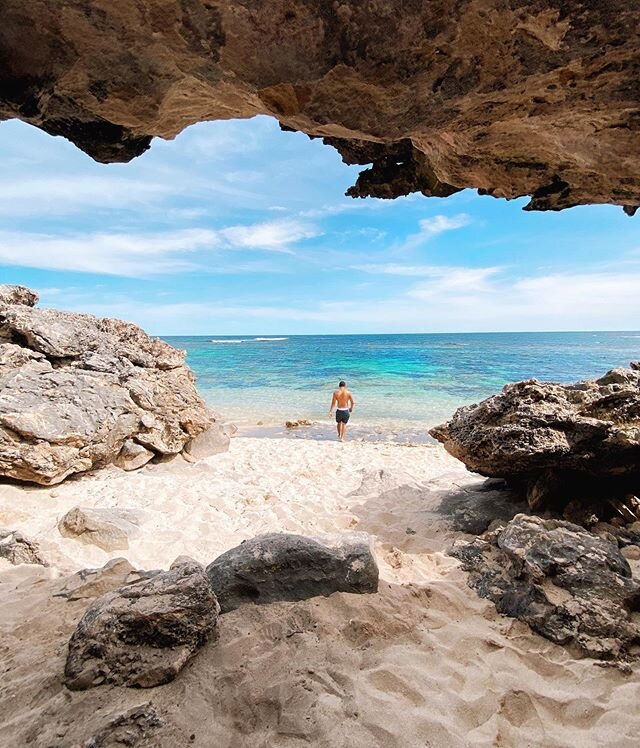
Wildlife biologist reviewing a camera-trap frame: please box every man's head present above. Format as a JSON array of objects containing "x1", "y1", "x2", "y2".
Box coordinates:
[{"x1": 339, "y1": 380, "x2": 346, "y2": 388}]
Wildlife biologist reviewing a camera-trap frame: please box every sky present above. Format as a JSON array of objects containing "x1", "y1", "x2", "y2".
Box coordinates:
[{"x1": 1, "y1": 115, "x2": 639, "y2": 335}]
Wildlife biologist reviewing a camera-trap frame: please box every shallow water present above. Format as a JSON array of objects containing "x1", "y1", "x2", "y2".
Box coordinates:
[{"x1": 164, "y1": 332, "x2": 640, "y2": 430}]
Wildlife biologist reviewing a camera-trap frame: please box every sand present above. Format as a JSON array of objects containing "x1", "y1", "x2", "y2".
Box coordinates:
[{"x1": 0, "y1": 435, "x2": 639, "y2": 747}]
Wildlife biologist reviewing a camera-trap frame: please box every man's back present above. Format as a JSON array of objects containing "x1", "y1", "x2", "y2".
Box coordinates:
[{"x1": 334, "y1": 389, "x2": 353, "y2": 409}]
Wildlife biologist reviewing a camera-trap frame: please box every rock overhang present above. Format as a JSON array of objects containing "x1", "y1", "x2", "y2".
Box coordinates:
[{"x1": 0, "y1": 0, "x2": 638, "y2": 214}]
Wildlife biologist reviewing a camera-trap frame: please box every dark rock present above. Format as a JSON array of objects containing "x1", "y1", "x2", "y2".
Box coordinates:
[
  {"x1": 431, "y1": 367, "x2": 640, "y2": 515},
  {"x1": 65, "y1": 559, "x2": 220, "y2": 690},
  {"x1": 452, "y1": 514, "x2": 640, "y2": 659},
  {"x1": 0, "y1": 527, "x2": 48, "y2": 566},
  {"x1": 82, "y1": 702, "x2": 163, "y2": 748},
  {"x1": 206, "y1": 532, "x2": 379, "y2": 613},
  {"x1": 438, "y1": 485, "x2": 528, "y2": 535},
  {"x1": 1, "y1": 4, "x2": 639, "y2": 211}
]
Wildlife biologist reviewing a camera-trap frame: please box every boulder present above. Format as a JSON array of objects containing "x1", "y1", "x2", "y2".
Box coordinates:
[
  {"x1": 0, "y1": 528, "x2": 48, "y2": 566},
  {"x1": 58, "y1": 507, "x2": 141, "y2": 552},
  {"x1": 206, "y1": 532, "x2": 379, "y2": 613},
  {"x1": 0, "y1": 285, "x2": 217, "y2": 485},
  {"x1": 65, "y1": 559, "x2": 220, "y2": 690},
  {"x1": 184, "y1": 423, "x2": 230, "y2": 460},
  {"x1": 430, "y1": 366, "x2": 640, "y2": 513},
  {"x1": 452, "y1": 514, "x2": 640, "y2": 659}
]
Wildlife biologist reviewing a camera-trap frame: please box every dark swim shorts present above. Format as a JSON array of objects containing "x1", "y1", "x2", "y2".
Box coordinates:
[{"x1": 336, "y1": 409, "x2": 350, "y2": 423}]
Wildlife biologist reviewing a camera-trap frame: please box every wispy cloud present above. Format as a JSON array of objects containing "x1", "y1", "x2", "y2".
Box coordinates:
[
  {"x1": 0, "y1": 229, "x2": 220, "y2": 276},
  {"x1": 400, "y1": 213, "x2": 472, "y2": 250},
  {"x1": 219, "y1": 218, "x2": 320, "y2": 253},
  {"x1": 0, "y1": 176, "x2": 172, "y2": 216},
  {"x1": 0, "y1": 218, "x2": 320, "y2": 277}
]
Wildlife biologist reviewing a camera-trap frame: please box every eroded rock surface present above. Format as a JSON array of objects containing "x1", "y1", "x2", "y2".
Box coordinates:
[
  {"x1": 452, "y1": 514, "x2": 640, "y2": 659},
  {"x1": 0, "y1": 528, "x2": 48, "y2": 566},
  {"x1": 206, "y1": 532, "x2": 379, "y2": 612},
  {"x1": 0, "y1": 285, "x2": 220, "y2": 485},
  {"x1": 1, "y1": 3, "x2": 639, "y2": 212},
  {"x1": 65, "y1": 559, "x2": 220, "y2": 690},
  {"x1": 431, "y1": 366, "x2": 640, "y2": 513}
]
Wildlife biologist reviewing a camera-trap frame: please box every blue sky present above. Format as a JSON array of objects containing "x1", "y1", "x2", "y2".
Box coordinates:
[{"x1": 1, "y1": 115, "x2": 639, "y2": 334}]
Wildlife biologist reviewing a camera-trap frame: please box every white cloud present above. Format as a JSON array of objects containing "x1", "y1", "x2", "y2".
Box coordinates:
[
  {"x1": 0, "y1": 217, "x2": 321, "y2": 277},
  {"x1": 220, "y1": 218, "x2": 320, "y2": 252},
  {"x1": 0, "y1": 176, "x2": 171, "y2": 216},
  {"x1": 418, "y1": 214, "x2": 471, "y2": 236},
  {"x1": 0, "y1": 229, "x2": 219, "y2": 276}
]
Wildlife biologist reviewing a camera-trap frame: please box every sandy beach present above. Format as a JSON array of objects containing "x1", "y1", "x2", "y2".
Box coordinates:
[{"x1": 1, "y1": 434, "x2": 639, "y2": 747}]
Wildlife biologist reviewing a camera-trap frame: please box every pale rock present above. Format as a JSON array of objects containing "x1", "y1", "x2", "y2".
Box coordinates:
[
  {"x1": 58, "y1": 507, "x2": 141, "y2": 552},
  {"x1": 184, "y1": 423, "x2": 230, "y2": 460},
  {"x1": 0, "y1": 285, "x2": 214, "y2": 484},
  {"x1": 114, "y1": 439, "x2": 154, "y2": 471}
]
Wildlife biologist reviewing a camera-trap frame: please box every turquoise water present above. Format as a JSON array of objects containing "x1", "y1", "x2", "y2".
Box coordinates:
[{"x1": 163, "y1": 332, "x2": 640, "y2": 431}]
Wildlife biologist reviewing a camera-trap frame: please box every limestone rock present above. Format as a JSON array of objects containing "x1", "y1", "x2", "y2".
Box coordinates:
[
  {"x1": 430, "y1": 366, "x2": 640, "y2": 513},
  {"x1": 184, "y1": 423, "x2": 230, "y2": 460},
  {"x1": 53, "y1": 558, "x2": 137, "y2": 602},
  {"x1": 285, "y1": 419, "x2": 313, "y2": 429},
  {"x1": 114, "y1": 439, "x2": 155, "y2": 471},
  {"x1": 452, "y1": 514, "x2": 640, "y2": 659},
  {"x1": 58, "y1": 507, "x2": 141, "y2": 552},
  {"x1": 0, "y1": 285, "x2": 38, "y2": 308},
  {"x1": 206, "y1": 532, "x2": 379, "y2": 613},
  {"x1": 1, "y1": 3, "x2": 639, "y2": 212},
  {"x1": 0, "y1": 528, "x2": 48, "y2": 566},
  {"x1": 64, "y1": 559, "x2": 220, "y2": 690},
  {"x1": 0, "y1": 285, "x2": 215, "y2": 485}
]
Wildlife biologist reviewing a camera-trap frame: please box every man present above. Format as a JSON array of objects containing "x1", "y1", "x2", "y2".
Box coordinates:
[{"x1": 329, "y1": 380, "x2": 355, "y2": 442}]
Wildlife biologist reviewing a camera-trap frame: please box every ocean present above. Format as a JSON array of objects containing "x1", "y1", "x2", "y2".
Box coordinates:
[{"x1": 163, "y1": 332, "x2": 640, "y2": 437}]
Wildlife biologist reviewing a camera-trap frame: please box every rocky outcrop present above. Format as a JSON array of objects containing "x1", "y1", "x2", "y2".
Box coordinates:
[
  {"x1": 0, "y1": 528, "x2": 48, "y2": 566},
  {"x1": 65, "y1": 559, "x2": 220, "y2": 690},
  {"x1": 430, "y1": 366, "x2": 640, "y2": 514},
  {"x1": 452, "y1": 514, "x2": 640, "y2": 659},
  {"x1": 206, "y1": 532, "x2": 379, "y2": 612},
  {"x1": 58, "y1": 507, "x2": 141, "y2": 552},
  {"x1": 0, "y1": 285, "x2": 221, "y2": 485},
  {"x1": 1, "y1": 3, "x2": 639, "y2": 212}
]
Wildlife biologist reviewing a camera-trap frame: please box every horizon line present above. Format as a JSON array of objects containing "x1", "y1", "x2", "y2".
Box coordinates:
[{"x1": 159, "y1": 329, "x2": 640, "y2": 337}]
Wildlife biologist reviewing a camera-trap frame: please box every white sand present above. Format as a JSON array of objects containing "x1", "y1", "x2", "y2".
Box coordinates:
[{"x1": 0, "y1": 436, "x2": 639, "y2": 747}]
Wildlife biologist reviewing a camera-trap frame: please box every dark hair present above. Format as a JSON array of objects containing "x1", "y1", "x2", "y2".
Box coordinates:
[{"x1": 339, "y1": 380, "x2": 346, "y2": 387}]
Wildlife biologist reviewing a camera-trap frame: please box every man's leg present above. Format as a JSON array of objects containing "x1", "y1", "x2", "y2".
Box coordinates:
[{"x1": 336, "y1": 418, "x2": 341, "y2": 438}]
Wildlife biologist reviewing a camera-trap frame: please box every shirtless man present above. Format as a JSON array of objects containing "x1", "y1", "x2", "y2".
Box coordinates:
[{"x1": 329, "y1": 380, "x2": 355, "y2": 442}]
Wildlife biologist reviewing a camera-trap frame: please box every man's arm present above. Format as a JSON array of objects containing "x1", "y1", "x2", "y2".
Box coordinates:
[
  {"x1": 349, "y1": 392, "x2": 355, "y2": 412},
  {"x1": 329, "y1": 392, "x2": 337, "y2": 415}
]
